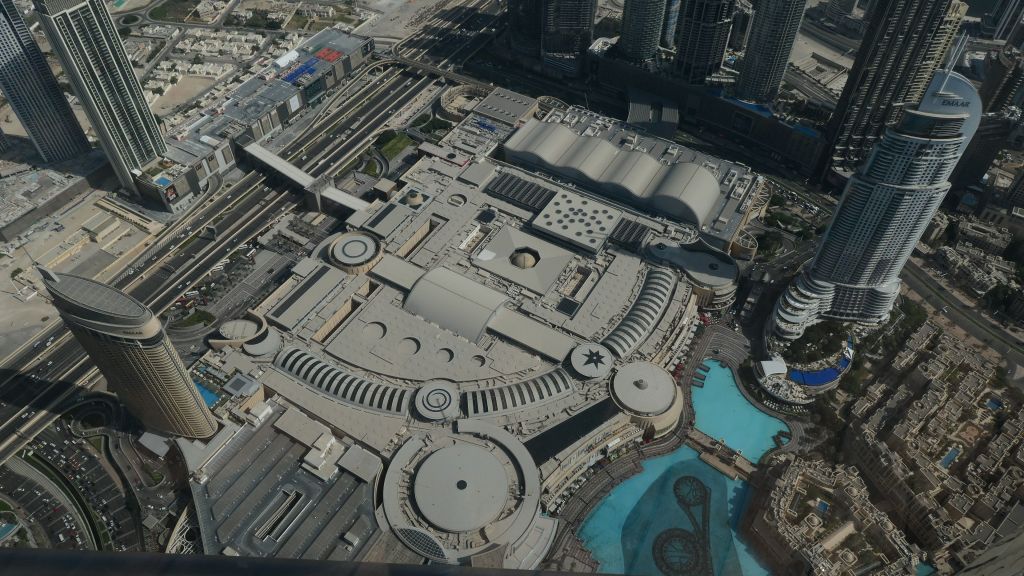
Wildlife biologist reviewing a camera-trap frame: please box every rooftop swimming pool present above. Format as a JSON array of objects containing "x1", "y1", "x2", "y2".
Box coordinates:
[
  {"x1": 194, "y1": 382, "x2": 219, "y2": 408},
  {"x1": 579, "y1": 359, "x2": 789, "y2": 575}
]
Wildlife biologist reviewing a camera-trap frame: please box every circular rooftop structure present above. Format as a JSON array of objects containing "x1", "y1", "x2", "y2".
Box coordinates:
[
  {"x1": 413, "y1": 381, "x2": 461, "y2": 421},
  {"x1": 219, "y1": 319, "x2": 259, "y2": 340},
  {"x1": 413, "y1": 444, "x2": 509, "y2": 532},
  {"x1": 570, "y1": 343, "x2": 614, "y2": 380},
  {"x1": 509, "y1": 247, "x2": 539, "y2": 269},
  {"x1": 611, "y1": 362, "x2": 677, "y2": 417},
  {"x1": 329, "y1": 231, "x2": 382, "y2": 274},
  {"x1": 382, "y1": 421, "x2": 543, "y2": 564}
]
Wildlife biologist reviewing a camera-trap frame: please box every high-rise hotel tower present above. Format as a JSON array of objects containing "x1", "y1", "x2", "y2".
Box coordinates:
[
  {"x1": 40, "y1": 269, "x2": 217, "y2": 438},
  {"x1": 771, "y1": 67, "x2": 981, "y2": 340},
  {"x1": 35, "y1": 0, "x2": 165, "y2": 192},
  {"x1": 0, "y1": 0, "x2": 89, "y2": 163}
]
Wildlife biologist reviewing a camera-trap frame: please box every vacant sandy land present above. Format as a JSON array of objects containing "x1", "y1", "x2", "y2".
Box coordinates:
[{"x1": 152, "y1": 75, "x2": 216, "y2": 116}]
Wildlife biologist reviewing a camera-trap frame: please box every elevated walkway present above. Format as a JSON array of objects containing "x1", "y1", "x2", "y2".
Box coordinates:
[{"x1": 243, "y1": 142, "x2": 370, "y2": 213}]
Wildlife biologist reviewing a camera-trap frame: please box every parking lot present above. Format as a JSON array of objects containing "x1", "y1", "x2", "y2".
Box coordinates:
[
  {"x1": 0, "y1": 460, "x2": 89, "y2": 550},
  {"x1": 25, "y1": 425, "x2": 140, "y2": 551}
]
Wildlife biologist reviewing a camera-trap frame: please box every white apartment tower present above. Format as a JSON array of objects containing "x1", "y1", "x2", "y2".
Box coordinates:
[
  {"x1": 0, "y1": 0, "x2": 89, "y2": 163},
  {"x1": 771, "y1": 67, "x2": 981, "y2": 340},
  {"x1": 35, "y1": 0, "x2": 165, "y2": 192},
  {"x1": 620, "y1": 0, "x2": 666, "y2": 63},
  {"x1": 736, "y1": 0, "x2": 804, "y2": 102}
]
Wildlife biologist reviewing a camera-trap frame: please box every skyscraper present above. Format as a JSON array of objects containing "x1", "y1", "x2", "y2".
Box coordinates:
[
  {"x1": 662, "y1": 0, "x2": 680, "y2": 49},
  {"x1": 673, "y1": 0, "x2": 735, "y2": 85},
  {"x1": 35, "y1": 0, "x2": 165, "y2": 193},
  {"x1": 825, "y1": 0, "x2": 967, "y2": 174},
  {"x1": 735, "y1": 0, "x2": 804, "y2": 102},
  {"x1": 620, "y1": 0, "x2": 666, "y2": 63},
  {"x1": 0, "y1": 0, "x2": 89, "y2": 163},
  {"x1": 825, "y1": 0, "x2": 855, "y2": 22},
  {"x1": 40, "y1": 268, "x2": 218, "y2": 438},
  {"x1": 984, "y1": 0, "x2": 1024, "y2": 41},
  {"x1": 541, "y1": 0, "x2": 597, "y2": 76},
  {"x1": 979, "y1": 47, "x2": 1024, "y2": 112},
  {"x1": 508, "y1": 0, "x2": 543, "y2": 58},
  {"x1": 772, "y1": 68, "x2": 981, "y2": 340}
]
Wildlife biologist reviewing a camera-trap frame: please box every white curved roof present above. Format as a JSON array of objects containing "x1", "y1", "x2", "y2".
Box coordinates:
[
  {"x1": 412, "y1": 443, "x2": 509, "y2": 532},
  {"x1": 611, "y1": 361, "x2": 677, "y2": 417},
  {"x1": 405, "y1": 268, "x2": 507, "y2": 342},
  {"x1": 504, "y1": 119, "x2": 723, "y2": 226}
]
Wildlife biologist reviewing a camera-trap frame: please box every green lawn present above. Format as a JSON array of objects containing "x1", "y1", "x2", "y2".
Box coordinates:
[
  {"x1": 149, "y1": 0, "x2": 199, "y2": 22},
  {"x1": 285, "y1": 13, "x2": 309, "y2": 30},
  {"x1": 86, "y1": 436, "x2": 104, "y2": 453},
  {"x1": 171, "y1": 309, "x2": 215, "y2": 328},
  {"x1": 0, "y1": 499, "x2": 11, "y2": 512},
  {"x1": 379, "y1": 133, "x2": 414, "y2": 160}
]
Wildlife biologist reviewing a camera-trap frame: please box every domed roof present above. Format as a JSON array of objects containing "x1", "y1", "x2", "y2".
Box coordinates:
[{"x1": 509, "y1": 248, "x2": 539, "y2": 269}]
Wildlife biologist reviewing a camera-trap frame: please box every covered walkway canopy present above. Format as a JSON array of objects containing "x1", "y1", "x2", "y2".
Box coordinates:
[{"x1": 243, "y1": 142, "x2": 370, "y2": 212}]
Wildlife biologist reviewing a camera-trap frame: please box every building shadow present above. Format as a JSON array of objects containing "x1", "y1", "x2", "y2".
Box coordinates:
[{"x1": 0, "y1": 369, "x2": 135, "y2": 435}]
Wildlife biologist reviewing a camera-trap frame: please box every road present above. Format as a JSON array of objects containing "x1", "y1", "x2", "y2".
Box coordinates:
[
  {"x1": 0, "y1": 0, "x2": 495, "y2": 469},
  {"x1": 901, "y1": 260, "x2": 1024, "y2": 371}
]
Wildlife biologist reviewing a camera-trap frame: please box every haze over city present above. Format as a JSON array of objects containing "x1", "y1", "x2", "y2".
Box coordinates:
[{"x1": 0, "y1": 0, "x2": 1021, "y2": 575}]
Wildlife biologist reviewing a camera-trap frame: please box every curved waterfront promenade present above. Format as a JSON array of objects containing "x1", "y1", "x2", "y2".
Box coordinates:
[
  {"x1": 544, "y1": 325, "x2": 805, "y2": 572},
  {"x1": 545, "y1": 396, "x2": 695, "y2": 572}
]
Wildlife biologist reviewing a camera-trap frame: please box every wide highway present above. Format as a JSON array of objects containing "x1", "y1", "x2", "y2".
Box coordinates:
[{"x1": 0, "y1": 0, "x2": 496, "y2": 465}]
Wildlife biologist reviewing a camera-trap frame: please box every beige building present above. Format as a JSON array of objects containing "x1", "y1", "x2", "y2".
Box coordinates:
[{"x1": 40, "y1": 268, "x2": 217, "y2": 439}]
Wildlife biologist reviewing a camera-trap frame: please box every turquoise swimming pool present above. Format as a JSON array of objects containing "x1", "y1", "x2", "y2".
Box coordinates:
[
  {"x1": 579, "y1": 359, "x2": 788, "y2": 575},
  {"x1": 0, "y1": 522, "x2": 17, "y2": 541},
  {"x1": 194, "y1": 382, "x2": 219, "y2": 407},
  {"x1": 692, "y1": 360, "x2": 789, "y2": 461}
]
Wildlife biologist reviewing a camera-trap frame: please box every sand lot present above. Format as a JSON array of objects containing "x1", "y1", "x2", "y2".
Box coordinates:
[{"x1": 152, "y1": 75, "x2": 217, "y2": 116}]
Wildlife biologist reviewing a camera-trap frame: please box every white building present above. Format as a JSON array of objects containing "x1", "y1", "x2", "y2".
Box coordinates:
[{"x1": 772, "y1": 67, "x2": 982, "y2": 339}]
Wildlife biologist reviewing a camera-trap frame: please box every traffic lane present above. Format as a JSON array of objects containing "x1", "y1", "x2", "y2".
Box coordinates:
[
  {"x1": 296, "y1": 71, "x2": 417, "y2": 163},
  {"x1": 901, "y1": 262, "x2": 1024, "y2": 369},
  {"x1": 126, "y1": 188, "x2": 276, "y2": 301},
  {"x1": 149, "y1": 195, "x2": 295, "y2": 313},
  {"x1": 286, "y1": 69, "x2": 412, "y2": 160},
  {"x1": 309, "y1": 77, "x2": 435, "y2": 178},
  {"x1": 0, "y1": 341, "x2": 83, "y2": 409}
]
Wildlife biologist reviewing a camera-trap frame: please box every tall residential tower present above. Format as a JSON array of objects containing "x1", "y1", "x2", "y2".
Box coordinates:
[
  {"x1": 771, "y1": 68, "x2": 981, "y2": 339},
  {"x1": 620, "y1": 0, "x2": 666, "y2": 64},
  {"x1": 40, "y1": 269, "x2": 218, "y2": 438},
  {"x1": 0, "y1": 0, "x2": 88, "y2": 163},
  {"x1": 735, "y1": 0, "x2": 804, "y2": 102},
  {"x1": 35, "y1": 0, "x2": 165, "y2": 192},
  {"x1": 541, "y1": 0, "x2": 597, "y2": 75},
  {"x1": 673, "y1": 0, "x2": 735, "y2": 85},
  {"x1": 825, "y1": 0, "x2": 967, "y2": 175}
]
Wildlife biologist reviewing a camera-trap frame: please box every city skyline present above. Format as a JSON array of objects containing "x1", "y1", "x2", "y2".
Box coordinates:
[{"x1": 0, "y1": 0, "x2": 1020, "y2": 572}]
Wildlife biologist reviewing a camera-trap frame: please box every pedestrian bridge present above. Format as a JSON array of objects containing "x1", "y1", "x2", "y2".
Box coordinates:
[{"x1": 243, "y1": 142, "x2": 370, "y2": 213}]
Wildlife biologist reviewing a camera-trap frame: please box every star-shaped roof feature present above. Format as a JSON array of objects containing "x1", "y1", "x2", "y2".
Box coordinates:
[
  {"x1": 570, "y1": 342, "x2": 613, "y2": 379},
  {"x1": 583, "y1": 348, "x2": 606, "y2": 369}
]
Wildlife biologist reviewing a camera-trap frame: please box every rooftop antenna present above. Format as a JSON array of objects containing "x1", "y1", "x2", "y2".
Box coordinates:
[{"x1": 939, "y1": 34, "x2": 969, "y2": 93}]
